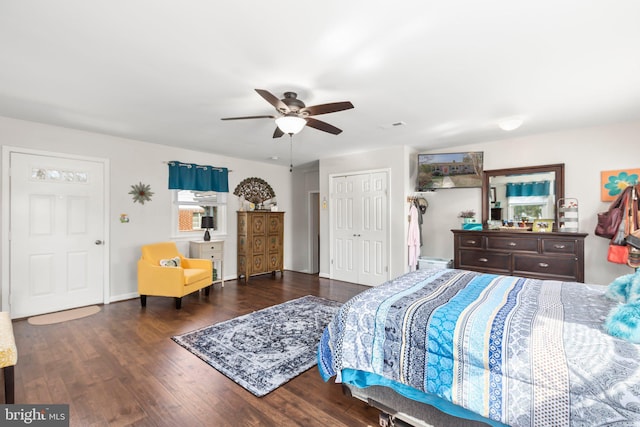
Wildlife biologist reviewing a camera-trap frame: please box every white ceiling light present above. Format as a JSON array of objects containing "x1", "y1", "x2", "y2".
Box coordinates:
[
  {"x1": 275, "y1": 115, "x2": 306, "y2": 135},
  {"x1": 498, "y1": 117, "x2": 524, "y2": 131}
]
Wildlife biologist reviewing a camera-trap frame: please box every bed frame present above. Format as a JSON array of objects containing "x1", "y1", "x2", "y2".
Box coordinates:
[{"x1": 343, "y1": 384, "x2": 491, "y2": 427}]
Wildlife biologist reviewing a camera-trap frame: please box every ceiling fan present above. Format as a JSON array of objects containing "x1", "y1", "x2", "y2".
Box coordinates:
[{"x1": 221, "y1": 89, "x2": 354, "y2": 138}]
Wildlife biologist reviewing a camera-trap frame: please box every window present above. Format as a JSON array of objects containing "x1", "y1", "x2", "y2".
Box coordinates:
[{"x1": 173, "y1": 190, "x2": 227, "y2": 236}]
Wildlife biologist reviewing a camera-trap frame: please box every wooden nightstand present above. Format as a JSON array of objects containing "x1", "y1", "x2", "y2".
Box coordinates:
[{"x1": 189, "y1": 240, "x2": 224, "y2": 287}]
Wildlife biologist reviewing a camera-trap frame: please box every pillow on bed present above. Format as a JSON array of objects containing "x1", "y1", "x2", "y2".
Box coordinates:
[
  {"x1": 159, "y1": 256, "x2": 181, "y2": 267},
  {"x1": 604, "y1": 271, "x2": 640, "y2": 343},
  {"x1": 605, "y1": 302, "x2": 640, "y2": 343},
  {"x1": 605, "y1": 272, "x2": 640, "y2": 303}
]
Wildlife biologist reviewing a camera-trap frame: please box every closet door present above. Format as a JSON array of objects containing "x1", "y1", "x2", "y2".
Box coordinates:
[
  {"x1": 358, "y1": 171, "x2": 388, "y2": 286},
  {"x1": 332, "y1": 175, "x2": 359, "y2": 284},
  {"x1": 331, "y1": 171, "x2": 388, "y2": 286}
]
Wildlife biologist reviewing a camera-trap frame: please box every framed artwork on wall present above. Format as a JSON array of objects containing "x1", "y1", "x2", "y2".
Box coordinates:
[{"x1": 601, "y1": 169, "x2": 639, "y2": 201}]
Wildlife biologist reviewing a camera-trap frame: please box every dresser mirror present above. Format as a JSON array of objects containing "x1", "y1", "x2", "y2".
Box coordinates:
[{"x1": 481, "y1": 164, "x2": 565, "y2": 229}]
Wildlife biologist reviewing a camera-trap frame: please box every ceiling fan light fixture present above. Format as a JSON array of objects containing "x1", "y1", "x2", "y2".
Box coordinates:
[{"x1": 275, "y1": 115, "x2": 306, "y2": 135}]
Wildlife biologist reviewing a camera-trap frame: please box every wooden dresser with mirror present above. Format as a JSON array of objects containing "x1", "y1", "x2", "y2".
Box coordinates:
[{"x1": 453, "y1": 163, "x2": 588, "y2": 282}]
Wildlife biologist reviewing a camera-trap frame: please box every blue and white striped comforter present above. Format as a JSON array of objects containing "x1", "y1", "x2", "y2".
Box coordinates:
[{"x1": 318, "y1": 269, "x2": 640, "y2": 426}]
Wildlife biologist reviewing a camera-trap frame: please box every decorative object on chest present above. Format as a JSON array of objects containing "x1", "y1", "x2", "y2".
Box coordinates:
[
  {"x1": 189, "y1": 240, "x2": 224, "y2": 287},
  {"x1": 452, "y1": 229, "x2": 587, "y2": 282},
  {"x1": 237, "y1": 211, "x2": 284, "y2": 282},
  {"x1": 557, "y1": 198, "x2": 579, "y2": 232}
]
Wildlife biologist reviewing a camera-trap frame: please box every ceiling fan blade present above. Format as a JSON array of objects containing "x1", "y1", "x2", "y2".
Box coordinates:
[
  {"x1": 300, "y1": 101, "x2": 354, "y2": 116},
  {"x1": 255, "y1": 89, "x2": 290, "y2": 113},
  {"x1": 221, "y1": 115, "x2": 276, "y2": 121},
  {"x1": 305, "y1": 117, "x2": 343, "y2": 135},
  {"x1": 273, "y1": 127, "x2": 284, "y2": 138}
]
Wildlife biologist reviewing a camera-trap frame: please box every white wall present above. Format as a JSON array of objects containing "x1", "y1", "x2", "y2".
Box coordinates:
[
  {"x1": 418, "y1": 120, "x2": 640, "y2": 286},
  {"x1": 0, "y1": 116, "x2": 293, "y2": 304}
]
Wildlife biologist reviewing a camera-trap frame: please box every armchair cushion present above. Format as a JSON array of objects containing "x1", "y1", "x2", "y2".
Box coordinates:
[{"x1": 159, "y1": 256, "x2": 181, "y2": 267}]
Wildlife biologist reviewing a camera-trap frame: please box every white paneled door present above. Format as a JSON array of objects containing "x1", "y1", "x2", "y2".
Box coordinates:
[
  {"x1": 9, "y1": 152, "x2": 106, "y2": 318},
  {"x1": 331, "y1": 171, "x2": 388, "y2": 286}
]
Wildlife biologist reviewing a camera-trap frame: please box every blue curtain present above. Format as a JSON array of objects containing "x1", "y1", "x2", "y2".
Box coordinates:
[
  {"x1": 506, "y1": 181, "x2": 550, "y2": 197},
  {"x1": 167, "y1": 161, "x2": 229, "y2": 192}
]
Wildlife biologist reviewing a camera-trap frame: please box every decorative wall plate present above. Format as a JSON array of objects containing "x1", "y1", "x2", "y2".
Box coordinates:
[{"x1": 233, "y1": 177, "x2": 275, "y2": 204}]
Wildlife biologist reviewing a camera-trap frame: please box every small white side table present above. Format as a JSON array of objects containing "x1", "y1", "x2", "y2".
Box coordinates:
[{"x1": 189, "y1": 240, "x2": 224, "y2": 287}]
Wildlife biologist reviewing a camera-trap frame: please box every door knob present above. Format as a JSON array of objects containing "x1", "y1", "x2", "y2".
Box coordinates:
[{"x1": 95, "y1": 240, "x2": 104, "y2": 245}]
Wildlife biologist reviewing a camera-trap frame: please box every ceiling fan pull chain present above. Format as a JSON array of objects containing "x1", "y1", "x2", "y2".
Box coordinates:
[{"x1": 289, "y1": 134, "x2": 293, "y2": 173}]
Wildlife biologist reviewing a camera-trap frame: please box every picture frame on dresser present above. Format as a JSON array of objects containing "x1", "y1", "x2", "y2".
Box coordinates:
[{"x1": 532, "y1": 219, "x2": 554, "y2": 232}]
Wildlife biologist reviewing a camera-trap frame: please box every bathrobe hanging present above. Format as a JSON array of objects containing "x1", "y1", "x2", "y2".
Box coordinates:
[{"x1": 407, "y1": 204, "x2": 420, "y2": 271}]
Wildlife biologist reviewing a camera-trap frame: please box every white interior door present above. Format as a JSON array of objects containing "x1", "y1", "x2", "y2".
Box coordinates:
[
  {"x1": 331, "y1": 171, "x2": 389, "y2": 286},
  {"x1": 9, "y1": 152, "x2": 106, "y2": 318},
  {"x1": 332, "y1": 175, "x2": 359, "y2": 284},
  {"x1": 358, "y1": 171, "x2": 388, "y2": 286}
]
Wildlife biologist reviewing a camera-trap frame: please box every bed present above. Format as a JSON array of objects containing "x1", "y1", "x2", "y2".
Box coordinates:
[{"x1": 318, "y1": 268, "x2": 640, "y2": 426}]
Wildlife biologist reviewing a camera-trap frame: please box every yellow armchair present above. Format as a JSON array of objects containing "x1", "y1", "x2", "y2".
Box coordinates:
[{"x1": 137, "y1": 242, "x2": 213, "y2": 309}]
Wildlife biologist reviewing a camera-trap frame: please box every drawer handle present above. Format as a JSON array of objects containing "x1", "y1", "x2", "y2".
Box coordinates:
[
  {"x1": 508, "y1": 242, "x2": 517, "y2": 247},
  {"x1": 466, "y1": 240, "x2": 477, "y2": 245},
  {"x1": 478, "y1": 258, "x2": 488, "y2": 263},
  {"x1": 553, "y1": 244, "x2": 566, "y2": 249},
  {"x1": 538, "y1": 262, "x2": 550, "y2": 268}
]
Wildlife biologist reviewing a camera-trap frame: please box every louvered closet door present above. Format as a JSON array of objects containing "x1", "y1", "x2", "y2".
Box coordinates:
[{"x1": 331, "y1": 171, "x2": 388, "y2": 286}]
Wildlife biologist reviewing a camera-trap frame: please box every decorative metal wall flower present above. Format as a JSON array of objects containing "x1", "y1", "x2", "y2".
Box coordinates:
[
  {"x1": 129, "y1": 182, "x2": 154, "y2": 204},
  {"x1": 233, "y1": 177, "x2": 275, "y2": 204}
]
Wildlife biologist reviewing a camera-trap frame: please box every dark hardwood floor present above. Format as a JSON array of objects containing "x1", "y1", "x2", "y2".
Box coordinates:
[{"x1": 5, "y1": 272, "x2": 381, "y2": 426}]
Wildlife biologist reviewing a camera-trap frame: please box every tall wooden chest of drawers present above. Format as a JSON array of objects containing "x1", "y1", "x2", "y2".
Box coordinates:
[
  {"x1": 237, "y1": 211, "x2": 284, "y2": 282},
  {"x1": 452, "y1": 229, "x2": 587, "y2": 282}
]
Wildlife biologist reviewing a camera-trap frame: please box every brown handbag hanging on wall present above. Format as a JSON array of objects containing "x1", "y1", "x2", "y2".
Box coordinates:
[
  {"x1": 596, "y1": 185, "x2": 633, "y2": 240},
  {"x1": 606, "y1": 186, "x2": 634, "y2": 264}
]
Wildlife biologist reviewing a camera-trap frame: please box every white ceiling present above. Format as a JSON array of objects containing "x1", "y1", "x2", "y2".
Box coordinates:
[{"x1": 1, "y1": 1, "x2": 640, "y2": 168}]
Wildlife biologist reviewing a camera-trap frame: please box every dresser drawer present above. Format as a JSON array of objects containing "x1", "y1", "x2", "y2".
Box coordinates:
[
  {"x1": 197, "y1": 243, "x2": 223, "y2": 258},
  {"x1": 458, "y1": 250, "x2": 510, "y2": 272},
  {"x1": 487, "y1": 236, "x2": 538, "y2": 253},
  {"x1": 513, "y1": 255, "x2": 577, "y2": 280},
  {"x1": 190, "y1": 241, "x2": 223, "y2": 259},
  {"x1": 456, "y1": 235, "x2": 482, "y2": 248},
  {"x1": 542, "y1": 239, "x2": 577, "y2": 255}
]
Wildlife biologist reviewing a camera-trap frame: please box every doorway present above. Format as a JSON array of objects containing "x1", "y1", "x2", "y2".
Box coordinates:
[
  {"x1": 308, "y1": 191, "x2": 320, "y2": 274},
  {"x1": 2, "y1": 147, "x2": 109, "y2": 318}
]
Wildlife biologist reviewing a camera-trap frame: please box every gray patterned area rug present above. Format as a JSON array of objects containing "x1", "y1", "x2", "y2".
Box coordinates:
[{"x1": 172, "y1": 295, "x2": 341, "y2": 397}]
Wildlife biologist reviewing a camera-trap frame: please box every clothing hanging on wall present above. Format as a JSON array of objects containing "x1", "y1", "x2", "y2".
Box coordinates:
[
  {"x1": 413, "y1": 197, "x2": 427, "y2": 246},
  {"x1": 408, "y1": 204, "x2": 420, "y2": 271}
]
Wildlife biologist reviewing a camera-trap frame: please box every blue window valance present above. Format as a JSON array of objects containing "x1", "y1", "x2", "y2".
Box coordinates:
[
  {"x1": 167, "y1": 161, "x2": 229, "y2": 192},
  {"x1": 506, "y1": 181, "x2": 550, "y2": 197}
]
